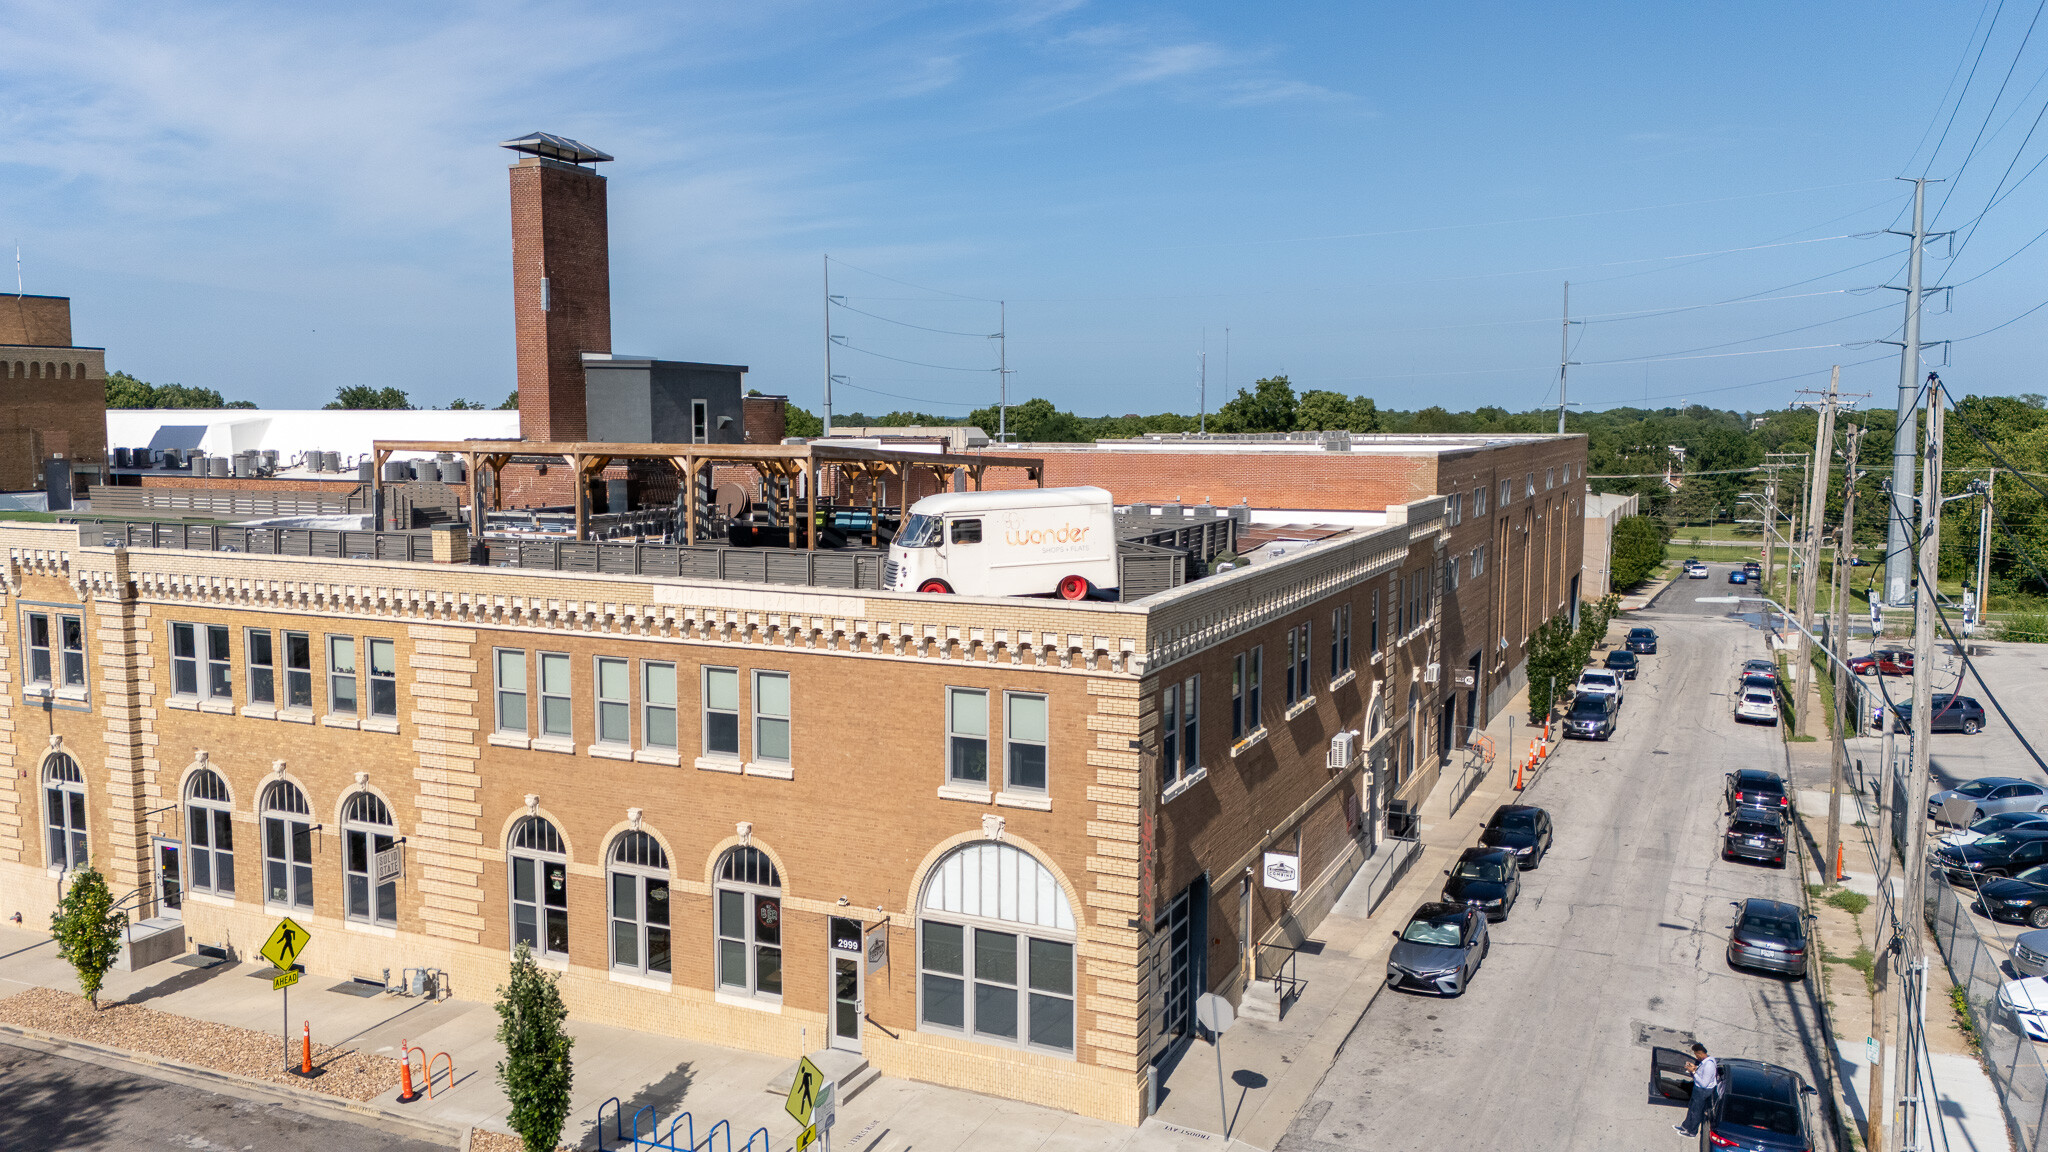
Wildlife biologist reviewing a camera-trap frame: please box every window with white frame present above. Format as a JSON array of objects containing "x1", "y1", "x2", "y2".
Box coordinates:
[
  {"x1": 539, "y1": 652, "x2": 570, "y2": 739},
  {"x1": 1526, "y1": 472, "x2": 1536, "y2": 498},
  {"x1": 1449, "y1": 555, "x2": 1462, "y2": 590},
  {"x1": 947, "y1": 687, "x2": 988, "y2": 785},
  {"x1": 170, "y1": 622, "x2": 232, "y2": 699},
  {"x1": 703, "y1": 667, "x2": 740, "y2": 757},
  {"x1": 596, "y1": 657, "x2": 630, "y2": 745},
  {"x1": 753, "y1": 670, "x2": 790, "y2": 764},
  {"x1": 1231, "y1": 653, "x2": 1246, "y2": 739},
  {"x1": 1294, "y1": 623, "x2": 1311, "y2": 701},
  {"x1": 284, "y1": 631, "x2": 313, "y2": 710},
  {"x1": 1160, "y1": 675, "x2": 1200, "y2": 789},
  {"x1": 918, "y1": 842, "x2": 1076, "y2": 1054},
  {"x1": 25, "y1": 612, "x2": 55, "y2": 685},
  {"x1": 643, "y1": 662, "x2": 677, "y2": 750},
  {"x1": 367, "y1": 638, "x2": 396, "y2": 719},
  {"x1": 1546, "y1": 467, "x2": 1555, "y2": 490},
  {"x1": 1285, "y1": 626, "x2": 1301, "y2": 705},
  {"x1": 58, "y1": 614, "x2": 84, "y2": 687},
  {"x1": 1449, "y1": 493, "x2": 1461, "y2": 525},
  {"x1": 1475, "y1": 484, "x2": 1487, "y2": 516},
  {"x1": 1500, "y1": 478, "x2": 1511, "y2": 507},
  {"x1": 262, "y1": 781, "x2": 314, "y2": 911},
  {"x1": 246, "y1": 629, "x2": 276, "y2": 707},
  {"x1": 1473, "y1": 544, "x2": 1487, "y2": 575},
  {"x1": 715, "y1": 847, "x2": 782, "y2": 1000},
  {"x1": 342, "y1": 792, "x2": 397, "y2": 926},
  {"x1": 171, "y1": 622, "x2": 201, "y2": 697},
  {"x1": 186, "y1": 769, "x2": 234, "y2": 895},
  {"x1": 495, "y1": 649, "x2": 528, "y2": 734},
  {"x1": 1331, "y1": 604, "x2": 1351, "y2": 677},
  {"x1": 1370, "y1": 589, "x2": 1382, "y2": 654},
  {"x1": 1005, "y1": 692, "x2": 1048, "y2": 793},
  {"x1": 509, "y1": 816, "x2": 569, "y2": 960},
  {"x1": 43, "y1": 753, "x2": 87, "y2": 871},
  {"x1": 326, "y1": 636, "x2": 357, "y2": 715},
  {"x1": 610, "y1": 831, "x2": 671, "y2": 977}
]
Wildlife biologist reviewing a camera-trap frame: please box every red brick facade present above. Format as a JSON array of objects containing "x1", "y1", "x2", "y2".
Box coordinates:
[{"x1": 510, "y1": 158, "x2": 611, "y2": 443}]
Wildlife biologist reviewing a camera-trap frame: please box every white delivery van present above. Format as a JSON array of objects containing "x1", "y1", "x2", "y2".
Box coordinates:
[{"x1": 887, "y1": 486, "x2": 1120, "y2": 599}]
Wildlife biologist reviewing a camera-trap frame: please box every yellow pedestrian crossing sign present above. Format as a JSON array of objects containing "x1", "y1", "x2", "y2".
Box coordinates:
[
  {"x1": 785, "y1": 1055, "x2": 824, "y2": 1125},
  {"x1": 796, "y1": 1125, "x2": 818, "y2": 1151},
  {"x1": 272, "y1": 969, "x2": 300, "y2": 990},
  {"x1": 260, "y1": 917, "x2": 311, "y2": 972}
]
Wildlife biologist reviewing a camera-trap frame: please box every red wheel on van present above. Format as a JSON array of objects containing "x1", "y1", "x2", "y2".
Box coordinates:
[
  {"x1": 918, "y1": 579, "x2": 953, "y2": 594},
  {"x1": 1057, "y1": 575, "x2": 1091, "y2": 601}
]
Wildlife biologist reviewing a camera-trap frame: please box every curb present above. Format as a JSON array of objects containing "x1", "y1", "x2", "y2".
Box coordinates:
[{"x1": 0, "y1": 1021, "x2": 468, "y2": 1148}]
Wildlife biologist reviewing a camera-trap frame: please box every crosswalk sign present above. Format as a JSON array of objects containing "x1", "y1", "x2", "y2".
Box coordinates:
[
  {"x1": 785, "y1": 1055, "x2": 824, "y2": 1125},
  {"x1": 260, "y1": 917, "x2": 311, "y2": 971},
  {"x1": 796, "y1": 1125, "x2": 819, "y2": 1150}
]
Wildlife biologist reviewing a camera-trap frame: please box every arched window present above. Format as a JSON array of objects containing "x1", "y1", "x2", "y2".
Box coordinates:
[
  {"x1": 609, "y1": 831, "x2": 670, "y2": 977},
  {"x1": 917, "y1": 842, "x2": 1077, "y2": 1054},
  {"x1": 185, "y1": 769, "x2": 234, "y2": 895},
  {"x1": 343, "y1": 792, "x2": 397, "y2": 927},
  {"x1": 43, "y1": 753, "x2": 87, "y2": 871},
  {"x1": 714, "y1": 847, "x2": 781, "y2": 1001},
  {"x1": 509, "y1": 816, "x2": 568, "y2": 960},
  {"x1": 262, "y1": 781, "x2": 314, "y2": 910}
]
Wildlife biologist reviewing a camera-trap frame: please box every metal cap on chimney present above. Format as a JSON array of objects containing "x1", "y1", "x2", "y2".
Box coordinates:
[{"x1": 499, "y1": 132, "x2": 613, "y2": 166}]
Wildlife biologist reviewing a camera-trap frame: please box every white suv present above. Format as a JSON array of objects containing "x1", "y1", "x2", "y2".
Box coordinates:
[
  {"x1": 1575, "y1": 669, "x2": 1624, "y2": 704},
  {"x1": 1735, "y1": 688, "x2": 1780, "y2": 726}
]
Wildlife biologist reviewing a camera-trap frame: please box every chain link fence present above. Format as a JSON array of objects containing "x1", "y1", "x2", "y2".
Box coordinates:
[{"x1": 1928, "y1": 871, "x2": 2048, "y2": 1150}]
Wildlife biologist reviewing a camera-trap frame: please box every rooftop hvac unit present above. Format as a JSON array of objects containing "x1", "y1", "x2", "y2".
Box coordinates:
[
  {"x1": 1327, "y1": 729, "x2": 1357, "y2": 772},
  {"x1": 1424, "y1": 663, "x2": 1441, "y2": 684}
]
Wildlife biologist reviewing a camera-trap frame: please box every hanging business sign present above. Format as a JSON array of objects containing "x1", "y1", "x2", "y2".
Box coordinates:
[
  {"x1": 1261, "y1": 852, "x2": 1300, "y2": 892},
  {"x1": 374, "y1": 843, "x2": 404, "y2": 886},
  {"x1": 865, "y1": 923, "x2": 889, "y2": 976}
]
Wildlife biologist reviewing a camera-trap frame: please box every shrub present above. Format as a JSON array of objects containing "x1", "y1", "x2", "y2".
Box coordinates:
[
  {"x1": 496, "y1": 943, "x2": 575, "y2": 1152},
  {"x1": 50, "y1": 867, "x2": 123, "y2": 1009}
]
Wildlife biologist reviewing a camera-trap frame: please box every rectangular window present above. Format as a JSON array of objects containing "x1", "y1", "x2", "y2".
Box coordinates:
[
  {"x1": 1005, "y1": 693, "x2": 1048, "y2": 793},
  {"x1": 918, "y1": 921, "x2": 1074, "y2": 1053},
  {"x1": 1474, "y1": 544, "x2": 1487, "y2": 575},
  {"x1": 1526, "y1": 472, "x2": 1536, "y2": 498},
  {"x1": 26, "y1": 613, "x2": 52, "y2": 684},
  {"x1": 596, "y1": 657, "x2": 630, "y2": 745},
  {"x1": 1370, "y1": 590, "x2": 1382, "y2": 654},
  {"x1": 495, "y1": 649, "x2": 527, "y2": 734},
  {"x1": 1500, "y1": 479, "x2": 1511, "y2": 507},
  {"x1": 367, "y1": 637, "x2": 396, "y2": 718},
  {"x1": 60, "y1": 615, "x2": 84, "y2": 687},
  {"x1": 188, "y1": 804, "x2": 233, "y2": 895},
  {"x1": 922, "y1": 921, "x2": 966, "y2": 1028},
  {"x1": 1546, "y1": 467, "x2": 1555, "y2": 490},
  {"x1": 1284, "y1": 627, "x2": 1299, "y2": 705},
  {"x1": 753, "y1": 670, "x2": 790, "y2": 763},
  {"x1": 1161, "y1": 682, "x2": 1179, "y2": 782},
  {"x1": 326, "y1": 636, "x2": 356, "y2": 715},
  {"x1": 171, "y1": 622, "x2": 199, "y2": 697},
  {"x1": 947, "y1": 687, "x2": 988, "y2": 785},
  {"x1": 204, "y1": 625, "x2": 231, "y2": 700},
  {"x1": 1179, "y1": 675, "x2": 1199, "y2": 777},
  {"x1": 643, "y1": 662, "x2": 677, "y2": 750},
  {"x1": 692, "y1": 398, "x2": 709, "y2": 443},
  {"x1": 1332, "y1": 605, "x2": 1351, "y2": 676},
  {"x1": 539, "y1": 652, "x2": 571, "y2": 738},
  {"x1": 1247, "y1": 647, "x2": 1261, "y2": 727},
  {"x1": 284, "y1": 631, "x2": 313, "y2": 710},
  {"x1": 1449, "y1": 556, "x2": 1461, "y2": 591},
  {"x1": 1295, "y1": 624, "x2": 1311, "y2": 701},
  {"x1": 1231, "y1": 654, "x2": 1246, "y2": 740},
  {"x1": 1449, "y1": 493, "x2": 1461, "y2": 526},
  {"x1": 1474, "y1": 484, "x2": 1487, "y2": 516},
  {"x1": 704, "y1": 667, "x2": 740, "y2": 756}
]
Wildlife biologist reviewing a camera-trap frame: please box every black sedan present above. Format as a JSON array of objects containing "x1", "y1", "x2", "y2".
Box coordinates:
[
  {"x1": 1976, "y1": 864, "x2": 2048, "y2": 928},
  {"x1": 1698, "y1": 1059, "x2": 1818, "y2": 1151},
  {"x1": 1626, "y1": 626, "x2": 1658, "y2": 654},
  {"x1": 1562, "y1": 693, "x2": 1617, "y2": 740},
  {"x1": 1727, "y1": 897, "x2": 1809, "y2": 977},
  {"x1": 1441, "y1": 847, "x2": 1522, "y2": 921},
  {"x1": 1724, "y1": 808, "x2": 1787, "y2": 868},
  {"x1": 1891, "y1": 694, "x2": 1989, "y2": 735},
  {"x1": 1725, "y1": 769, "x2": 1790, "y2": 815},
  {"x1": 1934, "y1": 829, "x2": 2048, "y2": 886},
  {"x1": 1604, "y1": 649, "x2": 1639, "y2": 679},
  {"x1": 1479, "y1": 804, "x2": 1553, "y2": 869}
]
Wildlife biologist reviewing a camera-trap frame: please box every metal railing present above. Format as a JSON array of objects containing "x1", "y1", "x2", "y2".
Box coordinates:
[{"x1": 1928, "y1": 875, "x2": 2048, "y2": 1151}]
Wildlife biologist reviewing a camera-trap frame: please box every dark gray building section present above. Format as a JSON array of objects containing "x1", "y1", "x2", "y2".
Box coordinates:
[{"x1": 581, "y1": 355, "x2": 747, "y2": 444}]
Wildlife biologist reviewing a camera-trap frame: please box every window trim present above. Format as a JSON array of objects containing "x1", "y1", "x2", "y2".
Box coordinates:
[
  {"x1": 536, "y1": 651, "x2": 571, "y2": 741},
  {"x1": 494, "y1": 648, "x2": 529, "y2": 735},
  {"x1": 642, "y1": 661, "x2": 678, "y2": 751},
  {"x1": 365, "y1": 637, "x2": 397, "y2": 720},
  {"x1": 261, "y1": 781, "x2": 315, "y2": 912},
  {"x1": 58, "y1": 613, "x2": 85, "y2": 688},
  {"x1": 185, "y1": 770, "x2": 235, "y2": 897},
  {"x1": 283, "y1": 630, "x2": 314, "y2": 713},
  {"x1": 608, "y1": 832, "x2": 672, "y2": 979},
  {"x1": 246, "y1": 628, "x2": 276, "y2": 708},
  {"x1": 508, "y1": 816, "x2": 570, "y2": 962},
  {"x1": 43, "y1": 753, "x2": 88, "y2": 873},
  {"x1": 325, "y1": 634, "x2": 357, "y2": 717},
  {"x1": 945, "y1": 686, "x2": 990, "y2": 788},
  {"x1": 1002, "y1": 691, "x2": 1049, "y2": 795},
  {"x1": 751, "y1": 669, "x2": 791, "y2": 768},
  {"x1": 702, "y1": 666, "x2": 742, "y2": 760},
  {"x1": 916, "y1": 912, "x2": 1077, "y2": 1057},
  {"x1": 341, "y1": 792, "x2": 398, "y2": 927},
  {"x1": 170, "y1": 621, "x2": 201, "y2": 698},
  {"x1": 714, "y1": 848, "x2": 784, "y2": 1003},
  {"x1": 594, "y1": 655, "x2": 631, "y2": 747}
]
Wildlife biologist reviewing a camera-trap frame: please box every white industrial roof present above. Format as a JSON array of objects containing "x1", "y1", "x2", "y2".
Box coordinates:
[{"x1": 105, "y1": 409, "x2": 520, "y2": 470}]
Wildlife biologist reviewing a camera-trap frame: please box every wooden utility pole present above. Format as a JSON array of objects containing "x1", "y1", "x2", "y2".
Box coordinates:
[
  {"x1": 1825, "y1": 423, "x2": 1860, "y2": 881},
  {"x1": 1793, "y1": 372, "x2": 1839, "y2": 737},
  {"x1": 1974, "y1": 467, "x2": 1993, "y2": 635},
  {"x1": 1761, "y1": 468, "x2": 1779, "y2": 592}
]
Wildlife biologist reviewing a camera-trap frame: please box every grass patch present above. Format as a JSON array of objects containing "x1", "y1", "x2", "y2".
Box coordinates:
[
  {"x1": 1788, "y1": 735, "x2": 1818, "y2": 742},
  {"x1": 2002, "y1": 611, "x2": 2048, "y2": 644},
  {"x1": 1952, "y1": 985, "x2": 1981, "y2": 1054},
  {"x1": 1825, "y1": 889, "x2": 1870, "y2": 917},
  {"x1": 0, "y1": 511, "x2": 58, "y2": 523},
  {"x1": 1822, "y1": 943, "x2": 1877, "y2": 995}
]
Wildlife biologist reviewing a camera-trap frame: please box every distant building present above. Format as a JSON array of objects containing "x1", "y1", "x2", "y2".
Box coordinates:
[
  {"x1": 1582, "y1": 491, "x2": 1641, "y2": 597},
  {"x1": 0, "y1": 294, "x2": 106, "y2": 494}
]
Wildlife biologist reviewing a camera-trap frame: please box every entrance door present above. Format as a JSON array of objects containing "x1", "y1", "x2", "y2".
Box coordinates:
[
  {"x1": 828, "y1": 917, "x2": 863, "y2": 1053},
  {"x1": 153, "y1": 837, "x2": 183, "y2": 919}
]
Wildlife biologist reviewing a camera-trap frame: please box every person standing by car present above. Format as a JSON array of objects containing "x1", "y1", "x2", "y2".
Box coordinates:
[{"x1": 1676, "y1": 1043, "x2": 1720, "y2": 1136}]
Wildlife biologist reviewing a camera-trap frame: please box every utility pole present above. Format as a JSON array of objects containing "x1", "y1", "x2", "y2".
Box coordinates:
[
  {"x1": 1793, "y1": 370, "x2": 1839, "y2": 738},
  {"x1": 1825, "y1": 423, "x2": 1861, "y2": 888},
  {"x1": 1761, "y1": 468, "x2": 1779, "y2": 593},
  {"x1": 1884, "y1": 179, "x2": 1944, "y2": 607},
  {"x1": 822, "y1": 255, "x2": 834, "y2": 437},
  {"x1": 1557, "y1": 282, "x2": 1575, "y2": 435},
  {"x1": 1198, "y1": 350, "x2": 1207, "y2": 435},
  {"x1": 1973, "y1": 467, "x2": 1993, "y2": 635},
  {"x1": 1895, "y1": 382, "x2": 1945, "y2": 1152},
  {"x1": 997, "y1": 300, "x2": 1009, "y2": 442}
]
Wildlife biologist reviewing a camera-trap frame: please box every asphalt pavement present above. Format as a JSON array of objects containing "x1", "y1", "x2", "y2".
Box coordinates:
[
  {"x1": 0, "y1": 1040, "x2": 445, "y2": 1152},
  {"x1": 1279, "y1": 564, "x2": 1832, "y2": 1151}
]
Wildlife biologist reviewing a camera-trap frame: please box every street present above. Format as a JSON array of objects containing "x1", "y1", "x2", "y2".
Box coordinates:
[
  {"x1": 1281, "y1": 566, "x2": 1831, "y2": 1150},
  {"x1": 0, "y1": 1041, "x2": 446, "y2": 1152}
]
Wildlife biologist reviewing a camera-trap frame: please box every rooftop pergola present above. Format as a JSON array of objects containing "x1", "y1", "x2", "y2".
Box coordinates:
[{"x1": 370, "y1": 439, "x2": 1046, "y2": 545}]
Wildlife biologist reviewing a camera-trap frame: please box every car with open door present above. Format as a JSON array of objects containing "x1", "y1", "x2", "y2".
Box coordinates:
[{"x1": 1699, "y1": 1058, "x2": 1818, "y2": 1151}]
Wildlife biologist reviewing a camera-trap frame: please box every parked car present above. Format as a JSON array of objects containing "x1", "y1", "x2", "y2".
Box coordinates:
[
  {"x1": 1684, "y1": 556, "x2": 1701, "y2": 567},
  {"x1": 1846, "y1": 648, "x2": 1914, "y2": 676},
  {"x1": 1890, "y1": 694, "x2": 1988, "y2": 735},
  {"x1": 1562, "y1": 692, "x2": 1618, "y2": 740},
  {"x1": 1729, "y1": 569, "x2": 1750, "y2": 584},
  {"x1": 1575, "y1": 668, "x2": 1624, "y2": 703},
  {"x1": 1741, "y1": 659, "x2": 1778, "y2": 683},
  {"x1": 1943, "y1": 811, "x2": 2048, "y2": 849},
  {"x1": 1440, "y1": 846, "x2": 1522, "y2": 921},
  {"x1": 1726, "y1": 769, "x2": 1790, "y2": 815},
  {"x1": 1999, "y1": 977, "x2": 2048, "y2": 1041},
  {"x1": 1687, "y1": 563, "x2": 1710, "y2": 579},
  {"x1": 1696, "y1": 1059, "x2": 1818, "y2": 1151},
  {"x1": 1385, "y1": 902, "x2": 1489, "y2": 996},
  {"x1": 1974, "y1": 865, "x2": 2048, "y2": 927},
  {"x1": 1604, "y1": 649, "x2": 1639, "y2": 680},
  {"x1": 1933, "y1": 829, "x2": 2048, "y2": 886},
  {"x1": 1727, "y1": 897, "x2": 1808, "y2": 976},
  {"x1": 1735, "y1": 686, "x2": 1781, "y2": 726},
  {"x1": 2013, "y1": 929, "x2": 2048, "y2": 978},
  {"x1": 1626, "y1": 626, "x2": 1659, "y2": 653},
  {"x1": 1739, "y1": 672, "x2": 1777, "y2": 693},
  {"x1": 1479, "y1": 805, "x2": 1553, "y2": 869},
  {"x1": 1744, "y1": 560, "x2": 1762, "y2": 577},
  {"x1": 1928, "y1": 777, "x2": 2048, "y2": 823},
  {"x1": 1723, "y1": 808, "x2": 1788, "y2": 868}
]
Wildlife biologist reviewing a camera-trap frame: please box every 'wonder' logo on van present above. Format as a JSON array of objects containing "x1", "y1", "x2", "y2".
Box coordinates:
[{"x1": 1006, "y1": 523, "x2": 1091, "y2": 546}]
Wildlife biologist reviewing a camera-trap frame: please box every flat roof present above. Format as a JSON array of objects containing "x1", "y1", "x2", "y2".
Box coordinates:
[{"x1": 990, "y1": 432, "x2": 1579, "y2": 457}]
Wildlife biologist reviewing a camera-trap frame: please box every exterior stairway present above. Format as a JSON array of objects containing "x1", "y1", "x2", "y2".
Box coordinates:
[{"x1": 112, "y1": 916, "x2": 186, "y2": 971}]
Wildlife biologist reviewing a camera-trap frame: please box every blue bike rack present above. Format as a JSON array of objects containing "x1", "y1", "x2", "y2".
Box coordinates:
[{"x1": 593, "y1": 1097, "x2": 758, "y2": 1152}]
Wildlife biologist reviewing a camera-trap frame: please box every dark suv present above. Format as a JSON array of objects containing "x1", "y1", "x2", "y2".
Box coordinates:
[
  {"x1": 1626, "y1": 627, "x2": 1658, "y2": 654},
  {"x1": 1604, "y1": 649, "x2": 1639, "y2": 680},
  {"x1": 1564, "y1": 693, "x2": 1618, "y2": 741},
  {"x1": 1723, "y1": 808, "x2": 1787, "y2": 868},
  {"x1": 1479, "y1": 805, "x2": 1553, "y2": 869},
  {"x1": 1725, "y1": 769, "x2": 1790, "y2": 816},
  {"x1": 1891, "y1": 694, "x2": 1989, "y2": 735}
]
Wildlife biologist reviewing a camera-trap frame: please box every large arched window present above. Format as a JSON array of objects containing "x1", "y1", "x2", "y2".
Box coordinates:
[
  {"x1": 186, "y1": 769, "x2": 234, "y2": 895},
  {"x1": 509, "y1": 817, "x2": 568, "y2": 960},
  {"x1": 43, "y1": 754, "x2": 87, "y2": 872},
  {"x1": 609, "y1": 831, "x2": 670, "y2": 977},
  {"x1": 918, "y1": 842, "x2": 1077, "y2": 1055},
  {"x1": 343, "y1": 793, "x2": 397, "y2": 927},
  {"x1": 715, "y1": 847, "x2": 781, "y2": 1001},
  {"x1": 262, "y1": 781, "x2": 314, "y2": 910}
]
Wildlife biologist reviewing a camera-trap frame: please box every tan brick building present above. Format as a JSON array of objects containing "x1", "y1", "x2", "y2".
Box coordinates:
[{"x1": 1, "y1": 294, "x2": 107, "y2": 493}]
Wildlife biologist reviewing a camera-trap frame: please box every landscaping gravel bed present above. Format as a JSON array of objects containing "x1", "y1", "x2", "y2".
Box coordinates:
[{"x1": 0, "y1": 985, "x2": 400, "y2": 1101}]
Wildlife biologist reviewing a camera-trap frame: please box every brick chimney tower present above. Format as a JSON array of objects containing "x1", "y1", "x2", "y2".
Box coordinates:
[{"x1": 502, "y1": 132, "x2": 614, "y2": 442}]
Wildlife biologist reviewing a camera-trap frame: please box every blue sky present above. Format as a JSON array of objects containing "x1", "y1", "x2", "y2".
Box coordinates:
[{"x1": 3, "y1": 0, "x2": 2042, "y2": 416}]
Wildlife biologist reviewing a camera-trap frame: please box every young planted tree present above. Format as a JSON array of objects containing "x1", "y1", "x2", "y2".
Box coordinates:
[
  {"x1": 49, "y1": 867, "x2": 123, "y2": 1009},
  {"x1": 496, "y1": 943, "x2": 575, "y2": 1152}
]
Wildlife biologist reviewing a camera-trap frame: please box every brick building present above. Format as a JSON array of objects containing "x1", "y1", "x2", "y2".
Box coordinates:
[{"x1": 1, "y1": 294, "x2": 107, "y2": 493}]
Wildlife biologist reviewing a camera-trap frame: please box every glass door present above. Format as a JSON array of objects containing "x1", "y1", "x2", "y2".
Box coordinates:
[
  {"x1": 829, "y1": 917, "x2": 863, "y2": 1053},
  {"x1": 154, "y1": 838, "x2": 183, "y2": 918}
]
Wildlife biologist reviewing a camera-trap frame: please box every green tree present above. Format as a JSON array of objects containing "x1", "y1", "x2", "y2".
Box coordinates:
[
  {"x1": 496, "y1": 943, "x2": 575, "y2": 1152},
  {"x1": 103, "y1": 371, "x2": 229, "y2": 409},
  {"x1": 784, "y1": 404, "x2": 823, "y2": 438},
  {"x1": 1210, "y1": 376, "x2": 1299, "y2": 433},
  {"x1": 448, "y1": 398, "x2": 486, "y2": 410},
  {"x1": 1608, "y1": 515, "x2": 1668, "y2": 589},
  {"x1": 50, "y1": 867, "x2": 123, "y2": 1009},
  {"x1": 498, "y1": 390, "x2": 520, "y2": 411},
  {"x1": 968, "y1": 397, "x2": 1084, "y2": 442},
  {"x1": 1296, "y1": 389, "x2": 1380, "y2": 432},
  {"x1": 325, "y1": 386, "x2": 413, "y2": 410}
]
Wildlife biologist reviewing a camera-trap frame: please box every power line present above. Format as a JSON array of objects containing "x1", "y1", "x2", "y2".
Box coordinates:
[
  {"x1": 824, "y1": 255, "x2": 998, "y2": 302},
  {"x1": 828, "y1": 298, "x2": 997, "y2": 337},
  {"x1": 829, "y1": 338, "x2": 998, "y2": 373},
  {"x1": 1926, "y1": 0, "x2": 2014, "y2": 179},
  {"x1": 1931, "y1": 0, "x2": 2048, "y2": 224}
]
